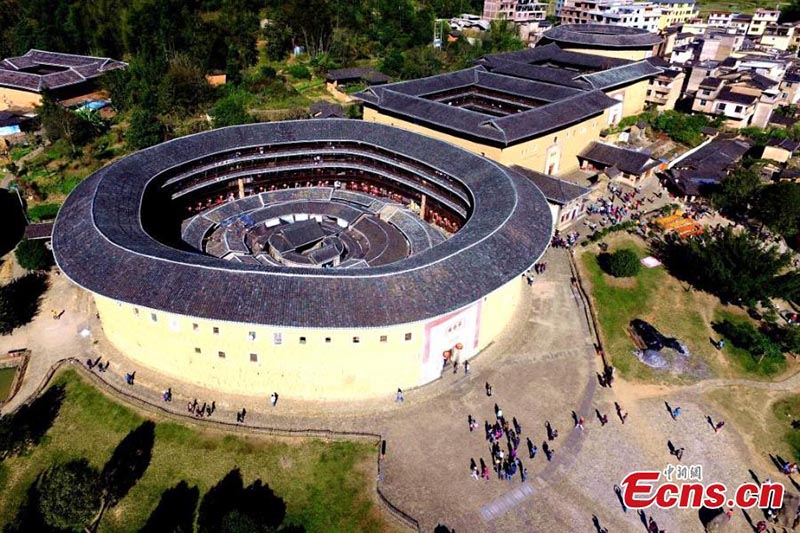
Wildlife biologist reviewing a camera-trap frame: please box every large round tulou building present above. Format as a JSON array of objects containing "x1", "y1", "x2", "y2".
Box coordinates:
[{"x1": 53, "y1": 120, "x2": 552, "y2": 399}]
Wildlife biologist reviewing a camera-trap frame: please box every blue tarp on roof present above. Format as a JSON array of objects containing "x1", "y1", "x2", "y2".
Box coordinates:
[
  {"x1": 0, "y1": 125, "x2": 21, "y2": 136},
  {"x1": 78, "y1": 101, "x2": 108, "y2": 111}
]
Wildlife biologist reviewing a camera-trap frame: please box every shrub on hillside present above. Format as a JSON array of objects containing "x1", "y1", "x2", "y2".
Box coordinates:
[
  {"x1": 286, "y1": 64, "x2": 311, "y2": 79},
  {"x1": 15, "y1": 239, "x2": 52, "y2": 271}
]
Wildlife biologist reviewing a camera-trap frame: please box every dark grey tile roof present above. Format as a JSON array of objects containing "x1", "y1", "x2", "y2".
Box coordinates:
[
  {"x1": 783, "y1": 72, "x2": 800, "y2": 83},
  {"x1": 770, "y1": 114, "x2": 799, "y2": 126},
  {"x1": 477, "y1": 57, "x2": 591, "y2": 89},
  {"x1": 511, "y1": 166, "x2": 589, "y2": 204},
  {"x1": 579, "y1": 142, "x2": 657, "y2": 175},
  {"x1": 356, "y1": 67, "x2": 618, "y2": 146},
  {"x1": 325, "y1": 67, "x2": 391, "y2": 84},
  {"x1": 23, "y1": 222, "x2": 54, "y2": 240},
  {"x1": 52, "y1": 120, "x2": 553, "y2": 328},
  {"x1": 767, "y1": 137, "x2": 800, "y2": 152},
  {"x1": 483, "y1": 43, "x2": 631, "y2": 70},
  {"x1": 716, "y1": 89, "x2": 757, "y2": 105},
  {"x1": 699, "y1": 76, "x2": 724, "y2": 89},
  {"x1": 310, "y1": 101, "x2": 345, "y2": 118},
  {"x1": 0, "y1": 49, "x2": 126, "y2": 92},
  {"x1": 667, "y1": 137, "x2": 753, "y2": 196},
  {"x1": 746, "y1": 72, "x2": 779, "y2": 91},
  {"x1": 540, "y1": 24, "x2": 662, "y2": 49},
  {"x1": 577, "y1": 61, "x2": 662, "y2": 90}
]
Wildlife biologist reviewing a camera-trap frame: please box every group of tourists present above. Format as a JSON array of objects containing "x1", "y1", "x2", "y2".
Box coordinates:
[
  {"x1": 188, "y1": 398, "x2": 215, "y2": 418},
  {"x1": 551, "y1": 231, "x2": 580, "y2": 249},
  {"x1": 469, "y1": 403, "x2": 530, "y2": 483},
  {"x1": 85, "y1": 356, "x2": 110, "y2": 373}
]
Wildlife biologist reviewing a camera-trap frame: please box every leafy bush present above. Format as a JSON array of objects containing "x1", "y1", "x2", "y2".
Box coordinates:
[
  {"x1": 599, "y1": 248, "x2": 641, "y2": 277},
  {"x1": 27, "y1": 203, "x2": 60, "y2": 222},
  {"x1": 126, "y1": 107, "x2": 164, "y2": 150},
  {"x1": 15, "y1": 239, "x2": 52, "y2": 271},
  {"x1": 211, "y1": 90, "x2": 254, "y2": 128},
  {"x1": 37, "y1": 459, "x2": 100, "y2": 530},
  {"x1": 286, "y1": 64, "x2": 311, "y2": 79},
  {"x1": 714, "y1": 318, "x2": 785, "y2": 375},
  {"x1": 587, "y1": 220, "x2": 637, "y2": 243}
]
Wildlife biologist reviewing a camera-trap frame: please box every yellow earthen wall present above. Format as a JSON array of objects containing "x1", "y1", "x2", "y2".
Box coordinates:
[
  {"x1": 93, "y1": 276, "x2": 524, "y2": 400},
  {"x1": 363, "y1": 106, "x2": 611, "y2": 175},
  {"x1": 0, "y1": 87, "x2": 41, "y2": 111}
]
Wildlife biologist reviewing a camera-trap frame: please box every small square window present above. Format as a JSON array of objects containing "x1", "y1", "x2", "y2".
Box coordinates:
[
  {"x1": 405, "y1": 333, "x2": 412, "y2": 341},
  {"x1": 325, "y1": 337, "x2": 331, "y2": 343},
  {"x1": 380, "y1": 335, "x2": 388, "y2": 343},
  {"x1": 150, "y1": 313, "x2": 157, "y2": 322},
  {"x1": 249, "y1": 331, "x2": 256, "y2": 340},
  {"x1": 300, "y1": 336, "x2": 307, "y2": 344},
  {"x1": 213, "y1": 327, "x2": 220, "y2": 335},
  {"x1": 250, "y1": 353, "x2": 258, "y2": 362},
  {"x1": 192, "y1": 323, "x2": 199, "y2": 331},
  {"x1": 194, "y1": 347, "x2": 201, "y2": 354},
  {"x1": 218, "y1": 351, "x2": 226, "y2": 358},
  {"x1": 353, "y1": 336, "x2": 360, "y2": 343}
]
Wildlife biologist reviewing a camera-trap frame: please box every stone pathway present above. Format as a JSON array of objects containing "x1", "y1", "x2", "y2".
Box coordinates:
[
  {"x1": 479, "y1": 483, "x2": 535, "y2": 521},
  {"x1": 2, "y1": 247, "x2": 799, "y2": 532}
]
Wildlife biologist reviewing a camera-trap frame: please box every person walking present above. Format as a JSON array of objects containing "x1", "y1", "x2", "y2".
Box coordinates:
[
  {"x1": 395, "y1": 388, "x2": 404, "y2": 403},
  {"x1": 485, "y1": 382, "x2": 492, "y2": 397},
  {"x1": 270, "y1": 392, "x2": 279, "y2": 407},
  {"x1": 715, "y1": 421, "x2": 725, "y2": 433},
  {"x1": 470, "y1": 458, "x2": 479, "y2": 480},
  {"x1": 671, "y1": 406, "x2": 681, "y2": 420},
  {"x1": 464, "y1": 361, "x2": 470, "y2": 375},
  {"x1": 527, "y1": 438, "x2": 537, "y2": 458},
  {"x1": 575, "y1": 417, "x2": 585, "y2": 431},
  {"x1": 599, "y1": 413, "x2": 608, "y2": 426},
  {"x1": 513, "y1": 417, "x2": 522, "y2": 435}
]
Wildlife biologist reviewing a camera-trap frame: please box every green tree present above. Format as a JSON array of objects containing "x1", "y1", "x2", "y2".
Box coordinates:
[
  {"x1": 37, "y1": 92, "x2": 94, "y2": 152},
  {"x1": 713, "y1": 167, "x2": 761, "y2": 216},
  {"x1": 661, "y1": 228, "x2": 792, "y2": 306},
  {"x1": 753, "y1": 182, "x2": 800, "y2": 236},
  {"x1": 37, "y1": 459, "x2": 101, "y2": 531},
  {"x1": 401, "y1": 46, "x2": 443, "y2": 80},
  {"x1": 158, "y1": 54, "x2": 212, "y2": 115},
  {"x1": 766, "y1": 323, "x2": 800, "y2": 354},
  {"x1": 483, "y1": 19, "x2": 525, "y2": 53},
  {"x1": 715, "y1": 318, "x2": 784, "y2": 368},
  {"x1": 211, "y1": 91, "x2": 253, "y2": 128},
  {"x1": 600, "y1": 248, "x2": 641, "y2": 277},
  {"x1": 263, "y1": 18, "x2": 293, "y2": 61},
  {"x1": 126, "y1": 106, "x2": 165, "y2": 150},
  {"x1": 782, "y1": 0, "x2": 800, "y2": 22},
  {"x1": 0, "y1": 288, "x2": 13, "y2": 336},
  {"x1": 14, "y1": 238, "x2": 52, "y2": 271}
]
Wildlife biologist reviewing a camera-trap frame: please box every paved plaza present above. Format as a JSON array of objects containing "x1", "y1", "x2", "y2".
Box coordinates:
[{"x1": 1, "y1": 247, "x2": 796, "y2": 532}]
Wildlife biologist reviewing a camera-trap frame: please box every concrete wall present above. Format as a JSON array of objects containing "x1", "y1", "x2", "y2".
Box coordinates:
[
  {"x1": 94, "y1": 276, "x2": 525, "y2": 400},
  {"x1": 0, "y1": 87, "x2": 41, "y2": 111}
]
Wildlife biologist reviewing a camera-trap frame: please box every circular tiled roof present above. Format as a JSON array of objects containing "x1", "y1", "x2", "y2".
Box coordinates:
[{"x1": 53, "y1": 120, "x2": 553, "y2": 328}]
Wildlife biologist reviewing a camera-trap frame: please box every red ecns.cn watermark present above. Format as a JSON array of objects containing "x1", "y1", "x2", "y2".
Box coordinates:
[{"x1": 620, "y1": 465, "x2": 784, "y2": 510}]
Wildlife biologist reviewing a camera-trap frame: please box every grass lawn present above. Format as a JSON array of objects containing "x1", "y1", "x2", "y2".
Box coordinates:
[
  {"x1": 772, "y1": 394, "x2": 800, "y2": 462},
  {"x1": 578, "y1": 235, "x2": 755, "y2": 382},
  {"x1": 0, "y1": 369, "x2": 392, "y2": 533}
]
